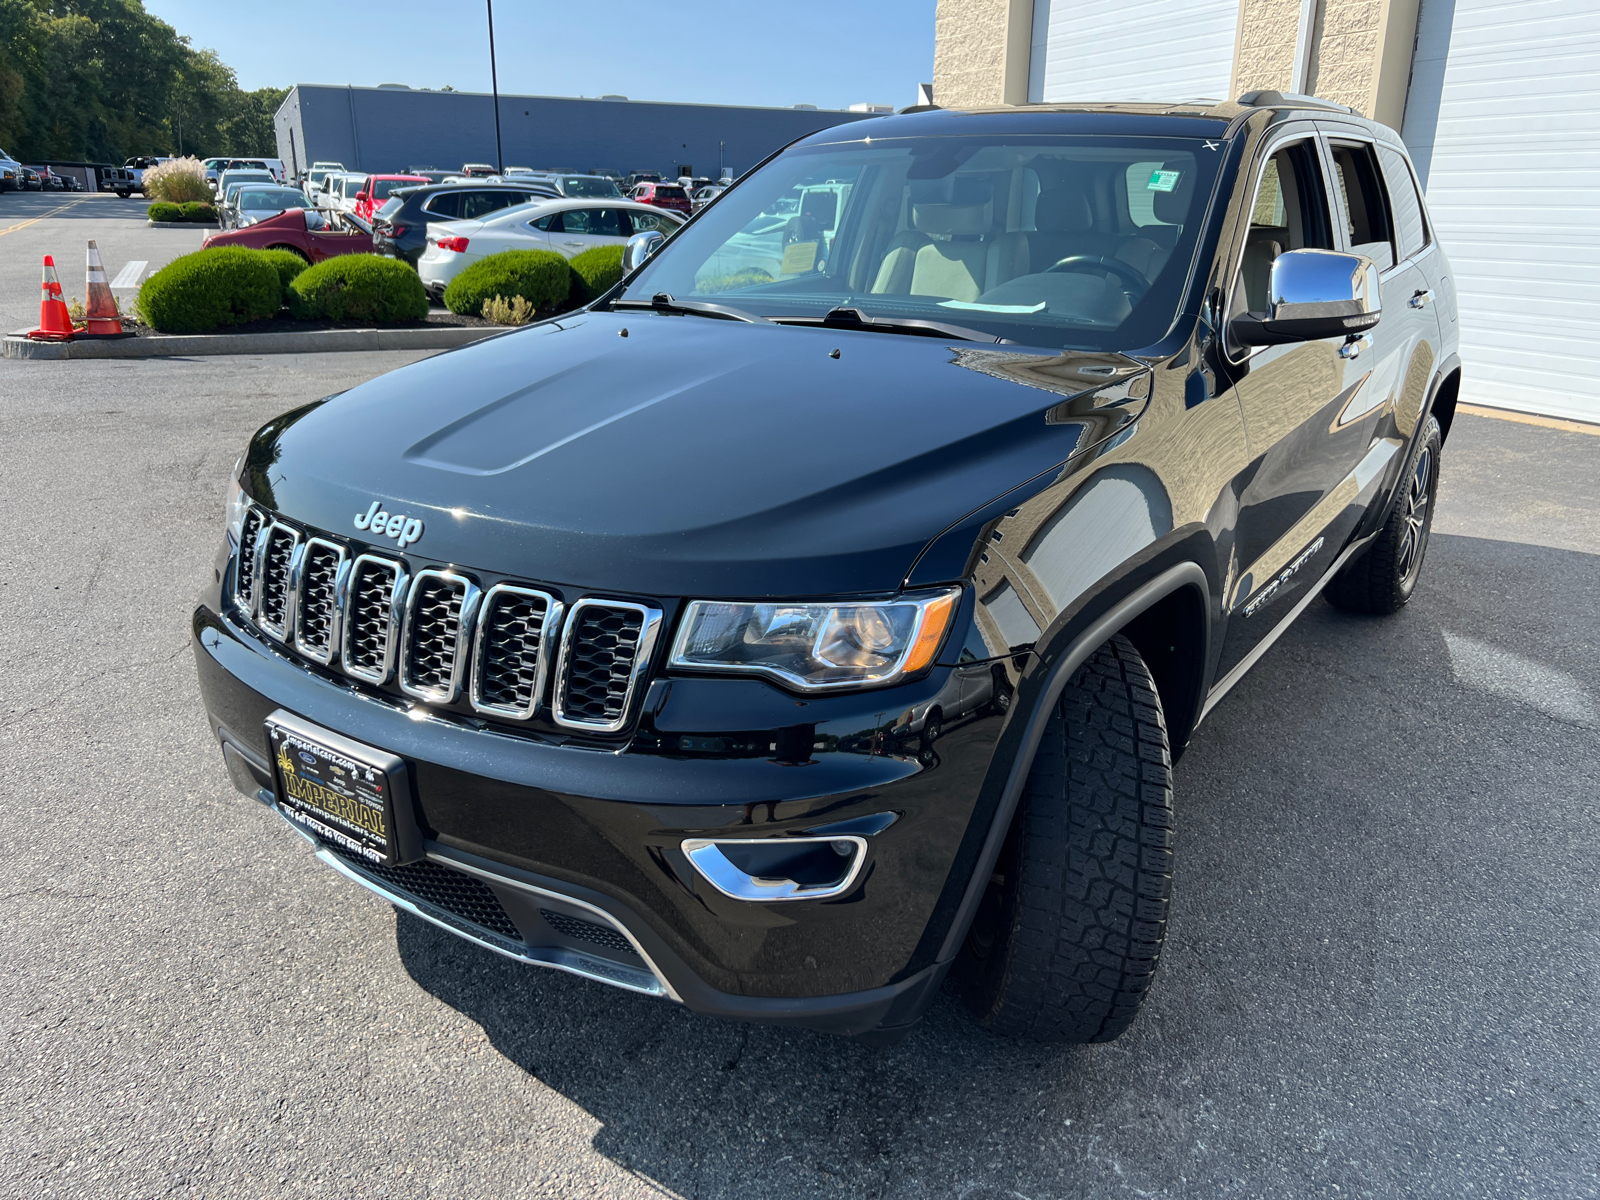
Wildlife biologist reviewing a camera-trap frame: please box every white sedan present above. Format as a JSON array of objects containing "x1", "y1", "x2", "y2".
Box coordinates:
[{"x1": 417, "y1": 198, "x2": 684, "y2": 296}]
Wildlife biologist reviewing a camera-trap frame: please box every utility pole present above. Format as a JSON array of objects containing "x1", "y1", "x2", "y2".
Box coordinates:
[{"x1": 487, "y1": 0, "x2": 504, "y2": 173}]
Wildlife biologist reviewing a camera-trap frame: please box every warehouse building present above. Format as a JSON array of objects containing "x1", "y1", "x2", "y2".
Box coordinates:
[
  {"x1": 273, "y1": 85, "x2": 877, "y2": 186},
  {"x1": 932, "y1": 0, "x2": 1600, "y2": 424}
]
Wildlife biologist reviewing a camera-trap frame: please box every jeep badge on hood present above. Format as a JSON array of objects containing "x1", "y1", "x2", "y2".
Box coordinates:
[{"x1": 353, "y1": 500, "x2": 423, "y2": 549}]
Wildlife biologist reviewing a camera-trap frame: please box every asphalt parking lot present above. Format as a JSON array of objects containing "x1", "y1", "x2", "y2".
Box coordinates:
[
  {"x1": 2, "y1": 203, "x2": 1597, "y2": 1199},
  {"x1": 0, "y1": 192, "x2": 204, "y2": 333}
]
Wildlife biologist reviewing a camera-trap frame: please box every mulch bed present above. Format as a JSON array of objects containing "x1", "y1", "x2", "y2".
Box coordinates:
[{"x1": 116, "y1": 309, "x2": 500, "y2": 338}]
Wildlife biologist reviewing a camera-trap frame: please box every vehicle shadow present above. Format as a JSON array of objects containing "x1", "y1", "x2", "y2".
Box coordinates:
[{"x1": 396, "y1": 533, "x2": 1600, "y2": 1199}]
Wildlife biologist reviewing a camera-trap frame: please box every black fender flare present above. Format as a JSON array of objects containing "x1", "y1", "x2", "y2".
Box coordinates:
[{"x1": 934, "y1": 559, "x2": 1210, "y2": 964}]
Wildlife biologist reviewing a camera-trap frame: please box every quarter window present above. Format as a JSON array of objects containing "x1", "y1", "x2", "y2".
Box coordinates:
[
  {"x1": 423, "y1": 193, "x2": 461, "y2": 218},
  {"x1": 1329, "y1": 142, "x2": 1396, "y2": 270},
  {"x1": 1375, "y1": 144, "x2": 1429, "y2": 261}
]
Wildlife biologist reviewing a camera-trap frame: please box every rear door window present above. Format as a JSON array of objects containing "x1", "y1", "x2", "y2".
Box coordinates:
[
  {"x1": 1375, "y1": 144, "x2": 1429, "y2": 261},
  {"x1": 460, "y1": 190, "x2": 519, "y2": 219},
  {"x1": 1328, "y1": 141, "x2": 1396, "y2": 270},
  {"x1": 423, "y1": 192, "x2": 462, "y2": 219},
  {"x1": 564, "y1": 208, "x2": 624, "y2": 235}
]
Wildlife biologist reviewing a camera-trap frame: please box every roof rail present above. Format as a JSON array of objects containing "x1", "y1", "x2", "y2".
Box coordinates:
[
  {"x1": 1236, "y1": 90, "x2": 1355, "y2": 114},
  {"x1": 896, "y1": 103, "x2": 942, "y2": 115}
]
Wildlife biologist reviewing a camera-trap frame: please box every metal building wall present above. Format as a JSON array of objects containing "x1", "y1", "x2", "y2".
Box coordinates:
[{"x1": 275, "y1": 86, "x2": 876, "y2": 179}]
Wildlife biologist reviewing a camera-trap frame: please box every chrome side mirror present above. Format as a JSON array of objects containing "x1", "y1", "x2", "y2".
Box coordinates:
[
  {"x1": 1232, "y1": 248, "x2": 1382, "y2": 346},
  {"x1": 622, "y1": 230, "x2": 665, "y2": 273}
]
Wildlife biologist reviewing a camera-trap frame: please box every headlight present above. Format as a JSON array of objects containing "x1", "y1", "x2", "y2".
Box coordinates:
[
  {"x1": 224, "y1": 468, "x2": 248, "y2": 543},
  {"x1": 669, "y1": 589, "x2": 960, "y2": 692}
]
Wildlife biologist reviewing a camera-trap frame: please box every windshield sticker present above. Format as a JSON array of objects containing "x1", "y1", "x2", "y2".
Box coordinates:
[
  {"x1": 1147, "y1": 169, "x2": 1181, "y2": 193},
  {"x1": 939, "y1": 299, "x2": 1047, "y2": 314},
  {"x1": 781, "y1": 241, "x2": 819, "y2": 274}
]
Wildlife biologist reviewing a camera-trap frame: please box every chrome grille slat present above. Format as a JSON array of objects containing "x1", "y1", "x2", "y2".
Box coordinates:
[
  {"x1": 341, "y1": 554, "x2": 408, "y2": 684},
  {"x1": 293, "y1": 538, "x2": 348, "y2": 665},
  {"x1": 253, "y1": 523, "x2": 301, "y2": 643},
  {"x1": 399, "y1": 570, "x2": 480, "y2": 703},
  {"x1": 552, "y1": 600, "x2": 663, "y2": 733},
  {"x1": 235, "y1": 508, "x2": 265, "y2": 613},
  {"x1": 471, "y1": 585, "x2": 563, "y2": 720}
]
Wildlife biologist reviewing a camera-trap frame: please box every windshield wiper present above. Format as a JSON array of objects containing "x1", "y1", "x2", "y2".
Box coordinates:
[
  {"x1": 610, "y1": 293, "x2": 770, "y2": 323},
  {"x1": 767, "y1": 306, "x2": 998, "y2": 343}
]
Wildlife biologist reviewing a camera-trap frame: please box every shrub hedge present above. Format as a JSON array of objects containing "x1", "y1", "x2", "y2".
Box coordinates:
[
  {"x1": 258, "y1": 248, "x2": 310, "y2": 298},
  {"x1": 568, "y1": 245, "x2": 625, "y2": 304},
  {"x1": 142, "y1": 157, "x2": 212, "y2": 204},
  {"x1": 135, "y1": 248, "x2": 280, "y2": 333},
  {"x1": 444, "y1": 249, "x2": 570, "y2": 317},
  {"x1": 289, "y1": 253, "x2": 429, "y2": 323},
  {"x1": 149, "y1": 201, "x2": 217, "y2": 223}
]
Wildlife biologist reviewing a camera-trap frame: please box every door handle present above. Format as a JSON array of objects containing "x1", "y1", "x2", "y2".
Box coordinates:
[
  {"x1": 1339, "y1": 334, "x2": 1371, "y2": 360},
  {"x1": 562, "y1": 240, "x2": 584, "y2": 247},
  {"x1": 1408, "y1": 288, "x2": 1433, "y2": 309}
]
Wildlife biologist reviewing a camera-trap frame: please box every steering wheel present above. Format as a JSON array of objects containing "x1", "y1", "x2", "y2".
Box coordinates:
[{"x1": 1046, "y1": 254, "x2": 1150, "y2": 303}]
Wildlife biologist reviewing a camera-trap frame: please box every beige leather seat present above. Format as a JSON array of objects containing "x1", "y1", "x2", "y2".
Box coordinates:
[
  {"x1": 871, "y1": 198, "x2": 1020, "y2": 301},
  {"x1": 1026, "y1": 182, "x2": 1166, "y2": 282}
]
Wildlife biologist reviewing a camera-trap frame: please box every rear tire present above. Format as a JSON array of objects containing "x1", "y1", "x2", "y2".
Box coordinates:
[
  {"x1": 956, "y1": 634, "x2": 1174, "y2": 1042},
  {"x1": 1326, "y1": 415, "x2": 1442, "y2": 615}
]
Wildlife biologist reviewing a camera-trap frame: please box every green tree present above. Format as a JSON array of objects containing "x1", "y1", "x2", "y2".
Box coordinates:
[{"x1": 0, "y1": 1, "x2": 282, "y2": 163}]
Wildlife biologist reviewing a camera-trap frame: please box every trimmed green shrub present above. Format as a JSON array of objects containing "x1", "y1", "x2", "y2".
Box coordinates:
[
  {"x1": 289, "y1": 253, "x2": 429, "y2": 323},
  {"x1": 258, "y1": 248, "x2": 310, "y2": 302},
  {"x1": 568, "y1": 244, "x2": 625, "y2": 304},
  {"x1": 148, "y1": 202, "x2": 182, "y2": 222},
  {"x1": 135, "y1": 247, "x2": 281, "y2": 333},
  {"x1": 443, "y1": 249, "x2": 569, "y2": 317},
  {"x1": 179, "y1": 201, "x2": 217, "y2": 223}
]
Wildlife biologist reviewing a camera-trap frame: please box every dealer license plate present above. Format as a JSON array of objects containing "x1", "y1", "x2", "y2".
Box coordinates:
[{"x1": 265, "y1": 711, "x2": 415, "y2": 865}]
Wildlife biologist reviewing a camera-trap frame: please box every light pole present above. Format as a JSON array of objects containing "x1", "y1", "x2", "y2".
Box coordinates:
[{"x1": 486, "y1": 0, "x2": 504, "y2": 173}]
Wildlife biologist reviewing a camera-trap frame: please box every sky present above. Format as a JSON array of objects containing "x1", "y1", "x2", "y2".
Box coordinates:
[{"x1": 143, "y1": 0, "x2": 937, "y2": 111}]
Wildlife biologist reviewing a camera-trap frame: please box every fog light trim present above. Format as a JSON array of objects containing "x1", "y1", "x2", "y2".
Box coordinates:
[{"x1": 681, "y1": 834, "x2": 868, "y2": 902}]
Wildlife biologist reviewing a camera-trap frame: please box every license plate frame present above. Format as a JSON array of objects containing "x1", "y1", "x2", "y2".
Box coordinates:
[{"x1": 265, "y1": 709, "x2": 422, "y2": 866}]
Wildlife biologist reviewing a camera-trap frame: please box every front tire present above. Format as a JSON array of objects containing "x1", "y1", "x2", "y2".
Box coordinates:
[
  {"x1": 956, "y1": 634, "x2": 1174, "y2": 1042},
  {"x1": 1326, "y1": 415, "x2": 1442, "y2": 615}
]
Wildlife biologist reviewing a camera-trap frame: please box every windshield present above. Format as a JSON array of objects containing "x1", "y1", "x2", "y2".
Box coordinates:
[
  {"x1": 563, "y1": 175, "x2": 621, "y2": 198},
  {"x1": 620, "y1": 132, "x2": 1219, "y2": 350},
  {"x1": 240, "y1": 189, "x2": 308, "y2": 210}
]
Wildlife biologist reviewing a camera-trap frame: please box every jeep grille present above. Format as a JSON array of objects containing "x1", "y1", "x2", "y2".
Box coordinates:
[{"x1": 232, "y1": 506, "x2": 660, "y2": 733}]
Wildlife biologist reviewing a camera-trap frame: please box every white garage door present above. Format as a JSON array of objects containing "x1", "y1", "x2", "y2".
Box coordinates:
[
  {"x1": 1028, "y1": 0, "x2": 1241, "y2": 104},
  {"x1": 1403, "y1": 0, "x2": 1600, "y2": 422}
]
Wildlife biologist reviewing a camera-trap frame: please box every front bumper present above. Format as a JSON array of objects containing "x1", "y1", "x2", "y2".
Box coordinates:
[{"x1": 194, "y1": 597, "x2": 1010, "y2": 1038}]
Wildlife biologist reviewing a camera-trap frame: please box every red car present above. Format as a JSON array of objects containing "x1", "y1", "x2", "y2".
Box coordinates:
[
  {"x1": 354, "y1": 174, "x2": 430, "y2": 221},
  {"x1": 629, "y1": 181, "x2": 692, "y2": 214},
  {"x1": 201, "y1": 208, "x2": 372, "y2": 263}
]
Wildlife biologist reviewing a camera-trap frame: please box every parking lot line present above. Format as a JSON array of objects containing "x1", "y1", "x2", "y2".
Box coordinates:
[
  {"x1": 1459, "y1": 402, "x2": 1600, "y2": 436},
  {"x1": 0, "y1": 198, "x2": 92, "y2": 238},
  {"x1": 110, "y1": 261, "x2": 147, "y2": 289}
]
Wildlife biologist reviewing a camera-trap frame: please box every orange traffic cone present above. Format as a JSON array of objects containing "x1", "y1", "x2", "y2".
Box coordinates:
[
  {"x1": 27, "y1": 256, "x2": 74, "y2": 341},
  {"x1": 84, "y1": 239, "x2": 122, "y2": 335}
]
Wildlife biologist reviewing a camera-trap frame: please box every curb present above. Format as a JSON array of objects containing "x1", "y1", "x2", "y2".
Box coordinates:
[
  {"x1": 143, "y1": 220, "x2": 216, "y2": 229},
  {"x1": 3, "y1": 325, "x2": 509, "y2": 360}
]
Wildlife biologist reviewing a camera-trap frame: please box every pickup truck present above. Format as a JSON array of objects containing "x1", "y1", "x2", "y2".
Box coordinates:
[{"x1": 99, "y1": 165, "x2": 137, "y2": 198}]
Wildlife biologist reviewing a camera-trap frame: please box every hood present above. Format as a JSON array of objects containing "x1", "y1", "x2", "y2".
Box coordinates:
[{"x1": 245, "y1": 310, "x2": 1145, "y2": 598}]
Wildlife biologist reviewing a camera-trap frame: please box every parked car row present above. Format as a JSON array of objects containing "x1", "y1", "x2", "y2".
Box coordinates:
[{"x1": 417, "y1": 198, "x2": 684, "y2": 296}]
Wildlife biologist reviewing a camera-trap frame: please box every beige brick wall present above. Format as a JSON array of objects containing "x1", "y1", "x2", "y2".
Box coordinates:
[
  {"x1": 932, "y1": 0, "x2": 1033, "y2": 109},
  {"x1": 935, "y1": 0, "x2": 1419, "y2": 128},
  {"x1": 1232, "y1": 0, "x2": 1304, "y2": 95}
]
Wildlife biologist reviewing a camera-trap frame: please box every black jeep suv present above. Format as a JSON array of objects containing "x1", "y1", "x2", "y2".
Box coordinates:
[{"x1": 194, "y1": 93, "x2": 1460, "y2": 1045}]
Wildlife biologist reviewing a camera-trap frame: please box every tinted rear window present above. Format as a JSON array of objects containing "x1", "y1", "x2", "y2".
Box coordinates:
[{"x1": 657, "y1": 186, "x2": 687, "y2": 199}]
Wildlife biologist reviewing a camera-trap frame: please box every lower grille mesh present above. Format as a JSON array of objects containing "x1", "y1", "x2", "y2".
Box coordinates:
[
  {"x1": 559, "y1": 604, "x2": 645, "y2": 724},
  {"x1": 330, "y1": 847, "x2": 522, "y2": 941},
  {"x1": 540, "y1": 908, "x2": 634, "y2": 953}
]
